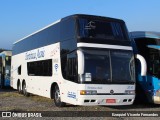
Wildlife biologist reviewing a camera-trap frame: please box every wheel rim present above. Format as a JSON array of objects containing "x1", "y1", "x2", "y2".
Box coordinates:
[
  {"x1": 23, "y1": 84, "x2": 26, "y2": 95},
  {"x1": 55, "y1": 88, "x2": 60, "y2": 103}
]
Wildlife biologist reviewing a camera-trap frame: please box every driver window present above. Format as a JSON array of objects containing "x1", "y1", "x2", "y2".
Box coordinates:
[{"x1": 66, "y1": 51, "x2": 78, "y2": 82}]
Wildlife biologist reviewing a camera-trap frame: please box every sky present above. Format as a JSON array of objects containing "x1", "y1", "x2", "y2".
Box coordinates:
[{"x1": 0, "y1": 0, "x2": 160, "y2": 49}]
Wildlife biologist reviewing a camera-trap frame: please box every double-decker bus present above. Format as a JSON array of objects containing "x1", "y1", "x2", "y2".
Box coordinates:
[
  {"x1": 11, "y1": 14, "x2": 146, "y2": 107},
  {"x1": 0, "y1": 51, "x2": 12, "y2": 88},
  {"x1": 130, "y1": 31, "x2": 160, "y2": 104}
]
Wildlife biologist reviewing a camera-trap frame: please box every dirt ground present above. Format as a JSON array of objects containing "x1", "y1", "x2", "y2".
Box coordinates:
[{"x1": 0, "y1": 87, "x2": 160, "y2": 120}]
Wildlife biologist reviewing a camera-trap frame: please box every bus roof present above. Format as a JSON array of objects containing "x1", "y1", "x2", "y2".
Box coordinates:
[
  {"x1": 130, "y1": 31, "x2": 160, "y2": 39},
  {"x1": 13, "y1": 14, "x2": 124, "y2": 45},
  {"x1": 0, "y1": 51, "x2": 12, "y2": 57}
]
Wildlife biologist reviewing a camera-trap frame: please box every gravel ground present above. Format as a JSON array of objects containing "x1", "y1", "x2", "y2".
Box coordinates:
[{"x1": 0, "y1": 88, "x2": 160, "y2": 120}]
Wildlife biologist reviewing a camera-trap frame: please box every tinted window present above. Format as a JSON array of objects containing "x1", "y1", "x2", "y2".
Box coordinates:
[
  {"x1": 78, "y1": 18, "x2": 127, "y2": 40},
  {"x1": 27, "y1": 59, "x2": 52, "y2": 76},
  {"x1": 61, "y1": 55, "x2": 67, "y2": 78},
  {"x1": 111, "y1": 51, "x2": 134, "y2": 82},
  {"x1": 13, "y1": 23, "x2": 60, "y2": 55},
  {"x1": 61, "y1": 51, "x2": 78, "y2": 82},
  {"x1": 84, "y1": 51, "x2": 111, "y2": 82},
  {"x1": 60, "y1": 18, "x2": 76, "y2": 40},
  {"x1": 82, "y1": 49, "x2": 135, "y2": 84},
  {"x1": 13, "y1": 18, "x2": 76, "y2": 55},
  {"x1": 18, "y1": 65, "x2": 21, "y2": 75},
  {"x1": 60, "y1": 39, "x2": 77, "y2": 56},
  {"x1": 67, "y1": 52, "x2": 78, "y2": 81},
  {"x1": 148, "y1": 48, "x2": 160, "y2": 78}
]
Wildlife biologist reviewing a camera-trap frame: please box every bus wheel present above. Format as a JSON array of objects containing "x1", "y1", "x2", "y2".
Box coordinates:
[
  {"x1": 22, "y1": 82, "x2": 30, "y2": 97},
  {"x1": 53, "y1": 85, "x2": 66, "y2": 107},
  {"x1": 17, "y1": 82, "x2": 22, "y2": 94}
]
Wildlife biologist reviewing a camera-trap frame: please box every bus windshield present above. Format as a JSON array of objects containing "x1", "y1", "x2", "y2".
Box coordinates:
[
  {"x1": 148, "y1": 48, "x2": 160, "y2": 78},
  {"x1": 83, "y1": 50, "x2": 135, "y2": 84},
  {"x1": 78, "y1": 18, "x2": 127, "y2": 40}
]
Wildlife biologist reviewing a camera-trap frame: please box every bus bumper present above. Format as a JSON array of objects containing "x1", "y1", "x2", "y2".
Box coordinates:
[{"x1": 75, "y1": 95, "x2": 135, "y2": 106}]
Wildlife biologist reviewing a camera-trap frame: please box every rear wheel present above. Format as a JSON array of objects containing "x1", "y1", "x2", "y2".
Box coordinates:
[
  {"x1": 22, "y1": 82, "x2": 30, "y2": 97},
  {"x1": 17, "y1": 82, "x2": 22, "y2": 94},
  {"x1": 53, "y1": 85, "x2": 66, "y2": 107}
]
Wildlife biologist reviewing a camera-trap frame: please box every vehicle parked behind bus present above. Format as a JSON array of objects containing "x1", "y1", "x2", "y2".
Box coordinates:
[
  {"x1": 0, "y1": 51, "x2": 12, "y2": 88},
  {"x1": 130, "y1": 31, "x2": 160, "y2": 104}
]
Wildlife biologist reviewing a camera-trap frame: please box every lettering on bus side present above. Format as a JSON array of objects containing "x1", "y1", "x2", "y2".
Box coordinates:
[
  {"x1": 25, "y1": 48, "x2": 45, "y2": 60},
  {"x1": 67, "y1": 91, "x2": 76, "y2": 99},
  {"x1": 127, "y1": 86, "x2": 134, "y2": 90},
  {"x1": 87, "y1": 86, "x2": 102, "y2": 89},
  {"x1": 25, "y1": 52, "x2": 36, "y2": 60},
  {"x1": 37, "y1": 49, "x2": 45, "y2": 58}
]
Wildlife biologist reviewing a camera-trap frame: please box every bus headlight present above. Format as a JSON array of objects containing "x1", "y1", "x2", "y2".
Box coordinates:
[
  {"x1": 125, "y1": 90, "x2": 135, "y2": 95},
  {"x1": 80, "y1": 90, "x2": 97, "y2": 95}
]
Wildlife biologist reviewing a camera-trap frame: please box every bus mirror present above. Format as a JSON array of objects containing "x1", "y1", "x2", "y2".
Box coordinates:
[
  {"x1": 136, "y1": 54, "x2": 147, "y2": 76},
  {"x1": 77, "y1": 50, "x2": 84, "y2": 75}
]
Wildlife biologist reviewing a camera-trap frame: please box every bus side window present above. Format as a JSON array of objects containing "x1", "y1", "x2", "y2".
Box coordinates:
[
  {"x1": 148, "y1": 49, "x2": 159, "y2": 76},
  {"x1": 27, "y1": 59, "x2": 52, "y2": 76},
  {"x1": 152, "y1": 58, "x2": 160, "y2": 76},
  {"x1": 18, "y1": 66, "x2": 21, "y2": 75},
  {"x1": 66, "y1": 51, "x2": 78, "y2": 82},
  {"x1": 61, "y1": 55, "x2": 67, "y2": 79}
]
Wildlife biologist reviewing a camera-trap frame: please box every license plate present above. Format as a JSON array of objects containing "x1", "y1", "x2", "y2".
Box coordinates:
[{"x1": 106, "y1": 99, "x2": 116, "y2": 103}]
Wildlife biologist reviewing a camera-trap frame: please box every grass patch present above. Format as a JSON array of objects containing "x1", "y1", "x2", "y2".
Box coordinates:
[
  {"x1": 31, "y1": 95, "x2": 52, "y2": 103},
  {"x1": 0, "y1": 92, "x2": 23, "y2": 98},
  {"x1": 0, "y1": 106, "x2": 24, "y2": 111},
  {"x1": 0, "y1": 92, "x2": 52, "y2": 102}
]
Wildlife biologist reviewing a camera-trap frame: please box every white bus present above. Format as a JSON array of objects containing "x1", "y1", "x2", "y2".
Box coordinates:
[{"x1": 11, "y1": 14, "x2": 146, "y2": 107}]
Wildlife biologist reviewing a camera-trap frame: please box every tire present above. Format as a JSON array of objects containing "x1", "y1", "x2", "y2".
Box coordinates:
[
  {"x1": 53, "y1": 85, "x2": 66, "y2": 107},
  {"x1": 22, "y1": 82, "x2": 30, "y2": 97},
  {"x1": 17, "y1": 82, "x2": 22, "y2": 94}
]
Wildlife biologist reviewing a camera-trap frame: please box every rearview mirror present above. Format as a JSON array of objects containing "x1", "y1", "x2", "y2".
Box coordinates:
[{"x1": 77, "y1": 50, "x2": 84, "y2": 75}]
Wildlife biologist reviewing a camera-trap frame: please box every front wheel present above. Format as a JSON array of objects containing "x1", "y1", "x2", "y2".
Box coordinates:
[{"x1": 53, "y1": 85, "x2": 66, "y2": 107}]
